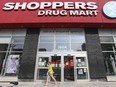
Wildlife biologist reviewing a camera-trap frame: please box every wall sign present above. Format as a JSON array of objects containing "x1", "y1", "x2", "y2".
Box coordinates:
[
  {"x1": 2, "y1": 2, "x2": 98, "y2": 16},
  {"x1": 103, "y1": 1, "x2": 116, "y2": 18}
]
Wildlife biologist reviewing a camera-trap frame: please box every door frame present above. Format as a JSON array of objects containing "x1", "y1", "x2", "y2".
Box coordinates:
[{"x1": 34, "y1": 52, "x2": 89, "y2": 82}]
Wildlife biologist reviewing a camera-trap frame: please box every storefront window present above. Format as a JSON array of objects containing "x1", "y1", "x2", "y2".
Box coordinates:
[
  {"x1": 0, "y1": 29, "x2": 26, "y2": 76},
  {"x1": 40, "y1": 36, "x2": 54, "y2": 42},
  {"x1": 71, "y1": 34, "x2": 85, "y2": 43},
  {"x1": 39, "y1": 28, "x2": 86, "y2": 51},
  {"x1": 71, "y1": 43, "x2": 86, "y2": 51},
  {"x1": 56, "y1": 36, "x2": 69, "y2": 42},
  {"x1": 100, "y1": 36, "x2": 114, "y2": 43},
  {"x1": 10, "y1": 36, "x2": 25, "y2": 51},
  {"x1": 113, "y1": 36, "x2": 116, "y2": 42},
  {"x1": 37, "y1": 57, "x2": 48, "y2": 80},
  {"x1": 76, "y1": 57, "x2": 88, "y2": 79},
  {"x1": 55, "y1": 43, "x2": 70, "y2": 50},
  {"x1": 103, "y1": 52, "x2": 116, "y2": 75},
  {"x1": 99, "y1": 29, "x2": 116, "y2": 75},
  {"x1": 39, "y1": 43, "x2": 54, "y2": 51},
  {"x1": 101, "y1": 43, "x2": 115, "y2": 51}
]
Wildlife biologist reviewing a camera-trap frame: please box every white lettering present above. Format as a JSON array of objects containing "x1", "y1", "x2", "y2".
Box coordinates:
[
  {"x1": 70, "y1": 10, "x2": 78, "y2": 15},
  {"x1": 69, "y1": 10, "x2": 98, "y2": 16},
  {"x1": 52, "y1": 2, "x2": 63, "y2": 9},
  {"x1": 27, "y1": 2, "x2": 39, "y2": 10},
  {"x1": 3, "y1": 2, "x2": 99, "y2": 16},
  {"x1": 3, "y1": 2, "x2": 15, "y2": 10},
  {"x1": 40, "y1": 2, "x2": 51, "y2": 9},
  {"x1": 75, "y1": 2, "x2": 86, "y2": 9},
  {"x1": 87, "y1": 2, "x2": 98, "y2": 9},
  {"x1": 14, "y1": 2, "x2": 27, "y2": 10},
  {"x1": 79, "y1": 10, "x2": 86, "y2": 15},
  {"x1": 38, "y1": 10, "x2": 67, "y2": 16},
  {"x1": 52, "y1": 10, "x2": 59, "y2": 15},
  {"x1": 94, "y1": 10, "x2": 98, "y2": 15},
  {"x1": 46, "y1": 10, "x2": 52, "y2": 15},
  {"x1": 64, "y1": 2, "x2": 74, "y2": 9},
  {"x1": 60, "y1": 10, "x2": 67, "y2": 15},
  {"x1": 38, "y1": 10, "x2": 45, "y2": 15}
]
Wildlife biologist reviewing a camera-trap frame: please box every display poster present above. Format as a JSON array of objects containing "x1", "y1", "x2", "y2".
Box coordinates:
[
  {"x1": 78, "y1": 69, "x2": 83, "y2": 75},
  {"x1": 4, "y1": 55, "x2": 20, "y2": 74}
]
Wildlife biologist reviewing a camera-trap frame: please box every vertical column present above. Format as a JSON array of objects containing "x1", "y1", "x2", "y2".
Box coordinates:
[
  {"x1": 18, "y1": 29, "x2": 40, "y2": 81},
  {"x1": 85, "y1": 28, "x2": 106, "y2": 80}
]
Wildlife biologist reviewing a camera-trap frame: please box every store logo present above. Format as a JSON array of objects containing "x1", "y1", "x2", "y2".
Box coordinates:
[
  {"x1": 2, "y1": 2, "x2": 98, "y2": 16},
  {"x1": 103, "y1": 1, "x2": 116, "y2": 18}
]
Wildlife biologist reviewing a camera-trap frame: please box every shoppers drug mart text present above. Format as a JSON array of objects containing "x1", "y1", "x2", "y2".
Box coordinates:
[{"x1": 3, "y1": 2, "x2": 98, "y2": 16}]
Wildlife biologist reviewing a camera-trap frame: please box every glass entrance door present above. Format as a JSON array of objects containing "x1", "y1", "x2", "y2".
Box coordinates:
[
  {"x1": 36, "y1": 54, "x2": 62, "y2": 81},
  {"x1": 36, "y1": 53, "x2": 89, "y2": 82},
  {"x1": 51, "y1": 56, "x2": 61, "y2": 81},
  {"x1": 63, "y1": 54, "x2": 89, "y2": 82},
  {"x1": 75, "y1": 57, "x2": 88, "y2": 80},
  {"x1": 36, "y1": 56, "x2": 49, "y2": 80},
  {"x1": 64, "y1": 56, "x2": 74, "y2": 81}
]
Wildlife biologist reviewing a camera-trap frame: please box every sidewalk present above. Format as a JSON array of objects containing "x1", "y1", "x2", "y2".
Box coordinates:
[{"x1": 1, "y1": 81, "x2": 116, "y2": 87}]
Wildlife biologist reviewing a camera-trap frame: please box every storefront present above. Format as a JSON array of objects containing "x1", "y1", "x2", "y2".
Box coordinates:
[
  {"x1": 35, "y1": 29, "x2": 89, "y2": 82},
  {"x1": 0, "y1": 0, "x2": 116, "y2": 82}
]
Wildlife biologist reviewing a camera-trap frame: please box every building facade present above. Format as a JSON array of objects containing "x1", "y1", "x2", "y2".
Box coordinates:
[{"x1": 0, "y1": 0, "x2": 116, "y2": 82}]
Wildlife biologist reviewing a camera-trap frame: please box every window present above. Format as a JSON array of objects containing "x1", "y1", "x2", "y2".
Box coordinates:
[
  {"x1": 0, "y1": 29, "x2": 26, "y2": 76},
  {"x1": 100, "y1": 36, "x2": 114, "y2": 43},
  {"x1": 99, "y1": 29, "x2": 116, "y2": 75},
  {"x1": 38, "y1": 28, "x2": 86, "y2": 51}
]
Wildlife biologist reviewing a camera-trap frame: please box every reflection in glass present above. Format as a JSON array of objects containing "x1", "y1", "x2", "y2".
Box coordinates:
[
  {"x1": 64, "y1": 56, "x2": 74, "y2": 81},
  {"x1": 39, "y1": 29, "x2": 86, "y2": 51},
  {"x1": 11, "y1": 36, "x2": 25, "y2": 51},
  {"x1": 40, "y1": 36, "x2": 54, "y2": 42},
  {"x1": 103, "y1": 52, "x2": 116, "y2": 75},
  {"x1": 100, "y1": 36, "x2": 114, "y2": 42},
  {"x1": 77, "y1": 68, "x2": 88, "y2": 79},
  {"x1": 51, "y1": 56, "x2": 61, "y2": 81},
  {"x1": 101, "y1": 44, "x2": 115, "y2": 51},
  {"x1": 114, "y1": 36, "x2": 116, "y2": 43},
  {"x1": 37, "y1": 69, "x2": 48, "y2": 80},
  {"x1": 0, "y1": 52, "x2": 7, "y2": 74},
  {"x1": 0, "y1": 44, "x2": 8, "y2": 51},
  {"x1": 11, "y1": 37, "x2": 25, "y2": 44},
  {"x1": 38, "y1": 57, "x2": 48, "y2": 67},
  {"x1": 55, "y1": 36, "x2": 69, "y2": 42},
  {"x1": 71, "y1": 43, "x2": 86, "y2": 51},
  {"x1": 76, "y1": 57, "x2": 86, "y2": 67},
  {"x1": 11, "y1": 44, "x2": 24, "y2": 51},
  {"x1": 39, "y1": 43, "x2": 54, "y2": 51},
  {"x1": 71, "y1": 35, "x2": 85, "y2": 43}
]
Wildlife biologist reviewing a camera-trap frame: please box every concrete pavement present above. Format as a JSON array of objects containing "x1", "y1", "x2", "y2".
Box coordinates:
[{"x1": 1, "y1": 81, "x2": 116, "y2": 87}]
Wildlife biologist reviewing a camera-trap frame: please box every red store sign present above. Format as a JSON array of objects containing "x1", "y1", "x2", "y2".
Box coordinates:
[{"x1": 0, "y1": 0, "x2": 116, "y2": 28}]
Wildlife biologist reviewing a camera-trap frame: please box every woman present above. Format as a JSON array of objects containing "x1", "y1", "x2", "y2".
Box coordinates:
[{"x1": 45, "y1": 62, "x2": 57, "y2": 86}]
